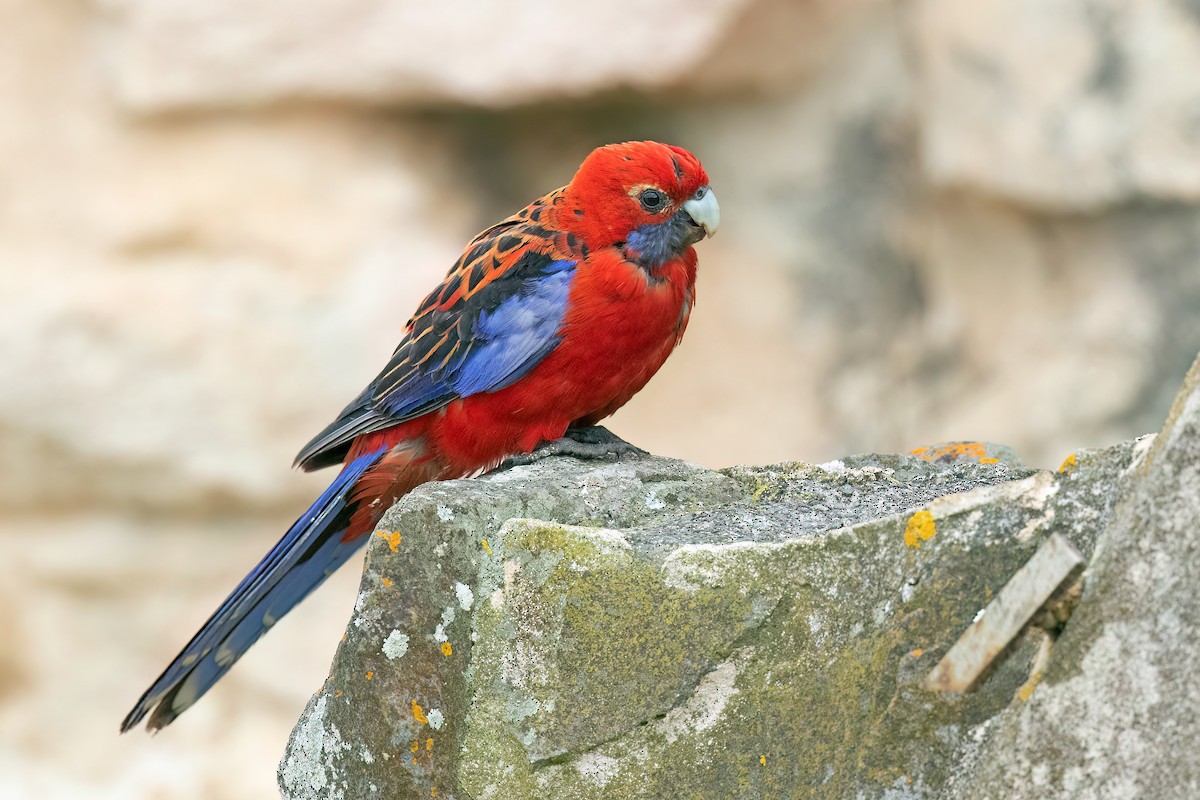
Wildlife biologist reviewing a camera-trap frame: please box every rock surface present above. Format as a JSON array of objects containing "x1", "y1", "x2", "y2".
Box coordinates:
[
  {"x1": 279, "y1": 395, "x2": 1177, "y2": 798},
  {"x1": 92, "y1": 0, "x2": 879, "y2": 111},
  {"x1": 944, "y1": 355, "x2": 1200, "y2": 798},
  {"x1": 915, "y1": 0, "x2": 1200, "y2": 209}
]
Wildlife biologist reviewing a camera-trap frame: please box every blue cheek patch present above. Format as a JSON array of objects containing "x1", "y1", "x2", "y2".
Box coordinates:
[{"x1": 626, "y1": 220, "x2": 676, "y2": 268}]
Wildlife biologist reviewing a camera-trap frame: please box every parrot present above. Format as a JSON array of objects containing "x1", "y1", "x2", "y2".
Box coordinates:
[{"x1": 121, "y1": 140, "x2": 719, "y2": 732}]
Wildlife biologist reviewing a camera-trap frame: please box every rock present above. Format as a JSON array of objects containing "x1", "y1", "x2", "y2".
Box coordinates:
[
  {"x1": 942, "y1": 354, "x2": 1200, "y2": 798},
  {"x1": 279, "y1": 434, "x2": 1146, "y2": 799},
  {"x1": 912, "y1": 0, "x2": 1200, "y2": 209},
  {"x1": 0, "y1": 0, "x2": 474, "y2": 511},
  {"x1": 90, "y1": 0, "x2": 883, "y2": 112}
]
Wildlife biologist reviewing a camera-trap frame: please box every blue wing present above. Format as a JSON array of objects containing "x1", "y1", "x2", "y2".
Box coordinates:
[
  {"x1": 121, "y1": 445, "x2": 387, "y2": 732},
  {"x1": 295, "y1": 228, "x2": 578, "y2": 471}
]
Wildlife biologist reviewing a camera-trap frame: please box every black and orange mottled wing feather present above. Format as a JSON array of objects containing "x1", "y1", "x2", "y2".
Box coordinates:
[{"x1": 294, "y1": 191, "x2": 582, "y2": 471}]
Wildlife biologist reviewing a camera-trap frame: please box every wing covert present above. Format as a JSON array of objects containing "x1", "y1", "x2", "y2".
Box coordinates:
[{"x1": 294, "y1": 198, "x2": 578, "y2": 471}]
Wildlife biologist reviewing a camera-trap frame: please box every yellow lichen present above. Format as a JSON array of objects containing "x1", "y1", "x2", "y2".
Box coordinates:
[
  {"x1": 759, "y1": 755, "x2": 767, "y2": 766},
  {"x1": 979, "y1": 457, "x2": 999, "y2": 464},
  {"x1": 426, "y1": 738, "x2": 434, "y2": 751},
  {"x1": 410, "y1": 739, "x2": 420, "y2": 753},
  {"x1": 441, "y1": 642, "x2": 453, "y2": 657},
  {"x1": 375, "y1": 530, "x2": 403, "y2": 553},
  {"x1": 1017, "y1": 669, "x2": 1043, "y2": 702},
  {"x1": 412, "y1": 699, "x2": 429, "y2": 724},
  {"x1": 1058, "y1": 453, "x2": 1078, "y2": 473},
  {"x1": 904, "y1": 510, "x2": 937, "y2": 548},
  {"x1": 481, "y1": 538, "x2": 492, "y2": 554}
]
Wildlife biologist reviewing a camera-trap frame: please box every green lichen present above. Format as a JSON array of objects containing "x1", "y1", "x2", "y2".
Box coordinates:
[{"x1": 459, "y1": 497, "x2": 1057, "y2": 799}]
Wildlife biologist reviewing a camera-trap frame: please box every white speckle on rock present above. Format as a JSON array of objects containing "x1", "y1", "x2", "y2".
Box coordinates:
[
  {"x1": 360, "y1": 746, "x2": 374, "y2": 764},
  {"x1": 657, "y1": 650, "x2": 746, "y2": 744},
  {"x1": 432, "y1": 601, "x2": 459, "y2": 643},
  {"x1": 455, "y1": 582, "x2": 475, "y2": 610},
  {"x1": 504, "y1": 560, "x2": 520, "y2": 593},
  {"x1": 645, "y1": 490, "x2": 666, "y2": 510},
  {"x1": 427, "y1": 708, "x2": 445, "y2": 730},
  {"x1": 354, "y1": 592, "x2": 367, "y2": 612},
  {"x1": 807, "y1": 613, "x2": 824, "y2": 640},
  {"x1": 662, "y1": 540, "x2": 780, "y2": 592},
  {"x1": 576, "y1": 752, "x2": 621, "y2": 787},
  {"x1": 436, "y1": 504, "x2": 455, "y2": 521},
  {"x1": 279, "y1": 695, "x2": 346, "y2": 800},
  {"x1": 381, "y1": 630, "x2": 409, "y2": 660},
  {"x1": 1125, "y1": 433, "x2": 1158, "y2": 475}
]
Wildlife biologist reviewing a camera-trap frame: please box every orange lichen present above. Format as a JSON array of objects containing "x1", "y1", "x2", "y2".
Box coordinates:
[
  {"x1": 365, "y1": 672, "x2": 374, "y2": 681},
  {"x1": 440, "y1": 642, "x2": 453, "y2": 657},
  {"x1": 910, "y1": 648, "x2": 924, "y2": 657},
  {"x1": 375, "y1": 530, "x2": 403, "y2": 552},
  {"x1": 381, "y1": 576, "x2": 394, "y2": 587},
  {"x1": 1059, "y1": 453, "x2": 1078, "y2": 473},
  {"x1": 904, "y1": 510, "x2": 937, "y2": 548},
  {"x1": 410, "y1": 739, "x2": 420, "y2": 753},
  {"x1": 412, "y1": 699, "x2": 429, "y2": 724},
  {"x1": 426, "y1": 738, "x2": 434, "y2": 751},
  {"x1": 911, "y1": 442, "x2": 987, "y2": 462},
  {"x1": 481, "y1": 538, "x2": 492, "y2": 555},
  {"x1": 1017, "y1": 666, "x2": 1044, "y2": 702},
  {"x1": 336, "y1": 689, "x2": 343, "y2": 697}
]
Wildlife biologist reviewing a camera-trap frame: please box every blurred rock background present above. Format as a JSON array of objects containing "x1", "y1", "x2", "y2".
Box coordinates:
[{"x1": 2, "y1": 0, "x2": 1198, "y2": 798}]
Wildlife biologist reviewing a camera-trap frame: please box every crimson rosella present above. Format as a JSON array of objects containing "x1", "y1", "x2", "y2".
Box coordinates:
[{"x1": 121, "y1": 140, "x2": 719, "y2": 732}]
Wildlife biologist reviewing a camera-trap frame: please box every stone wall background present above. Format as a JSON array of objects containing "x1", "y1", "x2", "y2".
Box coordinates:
[{"x1": 3, "y1": 1, "x2": 1198, "y2": 798}]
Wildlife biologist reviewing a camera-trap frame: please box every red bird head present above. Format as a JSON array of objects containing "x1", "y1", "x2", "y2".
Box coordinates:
[{"x1": 560, "y1": 141, "x2": 719, "y2": 264}]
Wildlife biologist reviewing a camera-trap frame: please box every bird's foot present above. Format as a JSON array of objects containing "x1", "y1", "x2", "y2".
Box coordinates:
[{"x1": 498, "y1": 426, "x2": 648, "y2": 470}]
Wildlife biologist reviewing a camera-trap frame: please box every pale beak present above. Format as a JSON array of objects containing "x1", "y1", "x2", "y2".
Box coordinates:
[{"x1": 682, "y1": 186, "x2": 720, "y2": 238}]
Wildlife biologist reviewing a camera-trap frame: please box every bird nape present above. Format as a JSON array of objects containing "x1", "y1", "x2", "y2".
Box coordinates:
[{"x1": 121, "y1": 140, "x2": 719, "y2": 733}]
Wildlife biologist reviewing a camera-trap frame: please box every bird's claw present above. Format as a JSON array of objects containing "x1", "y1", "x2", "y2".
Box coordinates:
[{"x1": 496, "y1": 426, "x2": 648, "y2": 470}]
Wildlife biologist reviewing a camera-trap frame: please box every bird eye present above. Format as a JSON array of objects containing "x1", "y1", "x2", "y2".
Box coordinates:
[{"x1": 639, "y1": 189, "x2": 666, "y2": 212}]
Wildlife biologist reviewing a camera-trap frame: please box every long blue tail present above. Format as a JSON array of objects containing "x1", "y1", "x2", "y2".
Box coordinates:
[{"x1": 121, "y1": 446, "x2": 385, "y2": 732}]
